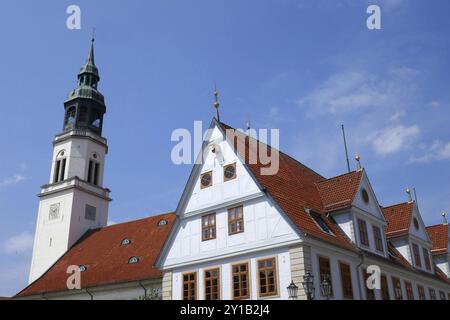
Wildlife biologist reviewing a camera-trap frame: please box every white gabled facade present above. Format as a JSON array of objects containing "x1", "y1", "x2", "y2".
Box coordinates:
[{"x1": 159, "y1": 123, "x2": 304, "y2": 300}]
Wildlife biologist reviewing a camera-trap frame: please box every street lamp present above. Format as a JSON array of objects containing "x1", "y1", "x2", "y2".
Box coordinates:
[
  {"x1": 287, "y1": 280, "x2": 299, "y2": 300},
  {"x1": 320, "y1": 274, "x2": 332, "y2": 300},
  {"x1": 301, "y1": 271, "x2": 315, "y2": 300}
]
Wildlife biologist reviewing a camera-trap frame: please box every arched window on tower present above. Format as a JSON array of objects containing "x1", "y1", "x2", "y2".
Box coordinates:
[
  {"x1": 78, "y1": 106, "x2": 88, "y2": 124},
  {"x1": 65, "y1": 107, "x2": 76, "y2": 126},
  {"x1": 87, "y1": 153, "x2": 101, "y2": 186},
  {"x1": 91, "y1": 113, "x2": 101, "y2": 129},
  {"x1": 53, "y1": 150, "x2": 67, "y2": 183}
]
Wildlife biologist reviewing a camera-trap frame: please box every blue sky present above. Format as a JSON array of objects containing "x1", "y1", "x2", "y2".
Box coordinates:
[{"x1": 1, "y1": 0, "x2": 449, "y2": 296}]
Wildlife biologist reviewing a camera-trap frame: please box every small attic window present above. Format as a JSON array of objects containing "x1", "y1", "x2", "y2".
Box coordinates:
[
  {"x1": 78, "y1": 265, "x2": 88, "y2": 272},
  {"x1": 158, "y1": 219, "x2": 168, "y2": 226},
  {"x1": 200, "y1": 171, "x2": 213, "y2": 189},
  {"x1": 128, "y1": 256, "x2": 140, "y2": 264},
  {"x1": 121, "y1": 238, "x2": 132, "y2": 246},
  {"x1": 413, "y1": 217, "x2": 419, "y2": 230},
  {"x1": 310, "y1": 211, "x2": 333, "y2": 235},
  {"x1": 361, "y1": 189, "x2": 370, "y2": 204}
]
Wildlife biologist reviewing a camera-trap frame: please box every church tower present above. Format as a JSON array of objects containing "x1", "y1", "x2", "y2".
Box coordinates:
[{"x1": 29, "y1": 40, "x2": 111, "y2": 283}]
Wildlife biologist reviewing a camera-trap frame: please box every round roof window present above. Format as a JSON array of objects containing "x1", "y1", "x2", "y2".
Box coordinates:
[
  {"x1": 361, "y1": 189, "x2": 370, "y2": 204},
  {"x1": 413, "y1": 217, "x2": 419, "y2": 230},
  {"x1": 158, "y1": 219, "x2": 168, "y2": 226}
]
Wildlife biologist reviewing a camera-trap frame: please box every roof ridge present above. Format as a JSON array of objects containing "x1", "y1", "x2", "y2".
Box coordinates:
[
  {"x1": 316, "y1": 170, "x2": 360, "y2": 185},
  {"x1": 218, "y1": 120, "x2": 326, "y2": 179},
  {"x1": 382, "y1": 201, "x2": 413, "y2": 209},
  {"x1": 426, "y1": 223, "x2": 448, "y2": 229},
  {"x1": 98, "y1": 212, "x2": 175, "y2": 230}
]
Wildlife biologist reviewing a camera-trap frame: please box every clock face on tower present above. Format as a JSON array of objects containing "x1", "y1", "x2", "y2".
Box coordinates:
[{"x1": 49, "y1": 203, "x2": 61, "y2": 221}]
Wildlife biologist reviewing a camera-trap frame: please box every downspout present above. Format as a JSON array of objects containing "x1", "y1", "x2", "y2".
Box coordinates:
[
  {"x1": 138, "y1": 281, "x2": 148, "y2": 299},
  {"x1": 356, "y1": 253, "x2": 364, "y2": 300},
  {"x1": 85, "y1": 288, "x2": 94, "y2": 300},
  {"x1": 41, "y1": 293, "x2": 49, "y2": 300}
]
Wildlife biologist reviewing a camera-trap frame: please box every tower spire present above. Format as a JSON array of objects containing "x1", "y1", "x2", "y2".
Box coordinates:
[
  {"x1": 63, "y1": 38, "x2": 105, "y2": 135},
  {"x1": 87, "y1": 36, "x2": 95, "y2": 64}
]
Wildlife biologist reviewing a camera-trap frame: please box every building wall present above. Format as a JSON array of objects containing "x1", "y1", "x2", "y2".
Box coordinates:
[
  {"x1": 51, "y1": 135, "x2": 107, "y2": 186},
  {"x1": 19, "y1": 280, "x2": 161, "y2": 300},
  {"x1": 29, "y1": 189, "x2": 74, "y2": 283},
  {"x1": 309, "y1": 244, "x2": 362, "y2": 300},
  {"x1": 164, "y1": 196, "x2": 299, "y2": 269},
  {"x1": 171, "y1": 247, "x2": 292, "y2": 300}
]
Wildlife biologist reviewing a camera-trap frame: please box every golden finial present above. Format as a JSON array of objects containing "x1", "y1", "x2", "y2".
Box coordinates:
[
  {"x1": 355, "y1": 153, "x2": 362, "y2": 170},
  {"x1": 406, "y1": 188, "x2": 413, "y2": 202},
  {"x1": 213, "y1": 82, "x2": 220, "y2": 122}
]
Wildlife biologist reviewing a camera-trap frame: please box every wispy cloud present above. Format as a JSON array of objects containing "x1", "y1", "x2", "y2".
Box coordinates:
[
  {"x1": 0, "y1": 174, "x2": 27, "y2": 188},
  {"x1": 371, "y1": 125, "x2": 421, "y2": 156},
  {"x1": 428, "y1": 101, "x2": 441, "y2": 108},
  {"x1": 296, "y1": 68, "x2": 417, "y2": 118},
  {"x1": 409, "y1": 141, "x2": 450, "y2": 163},
  {"x1": 3, "y1": 231, "x2": 34, "y2": 254}
]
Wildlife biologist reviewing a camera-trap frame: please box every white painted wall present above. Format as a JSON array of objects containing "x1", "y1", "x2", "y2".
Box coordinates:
[
  {"x1": 50, "y1": 135, "x2": 107, "y2": 186},
  {"x1": 164, "y1": 196, "x2": 299, "y2": 268},
  {"x1": 171, "y1": 247, "x2": 291, "y2": 300},
  {"x1": 163, "y1": 124, "x2": 299, "y2": 269},
  {"x1": 183, "y1": 127, "x2": 261, "y2": 216},
  {"x1": 309, "y1": 246, "x2": 361, "y2": 300},
  {"x1": 29, "y1": 132, "x2": 110, "y2": 284},
  {"x1": 353, "y1": 172, "x2": 385, "y2": 222},
  {"x1": 362, "y1": 256, "x2": 450, "y2": 300},
  {"x1": 332, "y1": 211, "x2": 355, "y2": 242},
  {"x1": 19, "y1": 281, "x2": 161, "y2": 300}
]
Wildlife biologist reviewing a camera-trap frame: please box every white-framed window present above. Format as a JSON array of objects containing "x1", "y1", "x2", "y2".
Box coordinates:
[
  {"x1": 87, "y1": 154, "x2": 101, "y2": 186},
  {"x1": 53, "y1": 150, "x2": 67, "y2": 183}
]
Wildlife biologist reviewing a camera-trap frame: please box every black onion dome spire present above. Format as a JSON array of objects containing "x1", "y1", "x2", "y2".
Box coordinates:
[{"x1": 63, "y1": 39, "x2": 106, "y2": 136}]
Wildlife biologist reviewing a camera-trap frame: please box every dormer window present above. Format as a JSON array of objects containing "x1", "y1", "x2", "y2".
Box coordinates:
[
  {"x1": 78, "y1": 265, "x2": 87, "y2": 272},
  {"x1": 158, "y1": 219, "x2": 168, "y2": 226},
  {"x1": 422, "y1": 247, "x2": 431, "y2": 271},
  {"x1": 357, "y1": 219, "x2": 369, "y2": 247},
  {"x1": 121, "y1": 238, "x2": 131, "y2": 246},
  {"x1": 310, "y1": 212, "x2": 332, "y2": 235},
  {"x1": 128, "y1": 256, "x2": 140, "y2": 264},
  {"x1": 372, "y1": 226, "x2": 384, "y2": 253},
  {"x1": 412, "y1": 243, "x2": 422, "y2": 268}
]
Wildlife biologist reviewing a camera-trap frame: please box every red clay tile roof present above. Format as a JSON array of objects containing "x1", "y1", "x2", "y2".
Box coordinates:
[
  {"x1": 382, "y1": 202, "x2": 414, "y2": 238},
  {"x1": 16, "y1": 212, "x2": 176, "y2": 297},
  {"x1": 219, "y1": 122, "x2": 358, "y2": 252},
  {"x1": 316, "y1": 171, "x2": 363, "y2": 212},
  {"x1": 426, "y1": 224, "x2": 449, "y2": 255}
]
